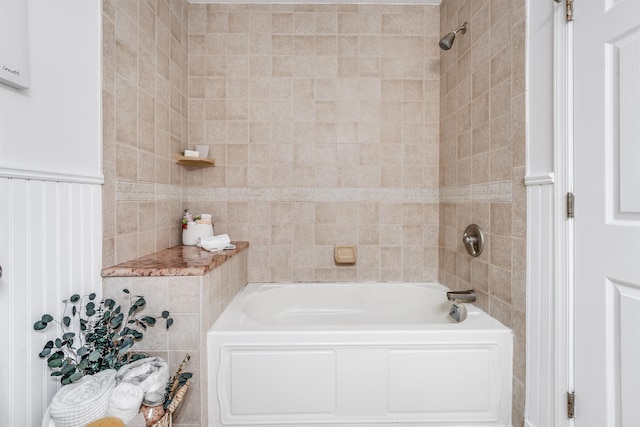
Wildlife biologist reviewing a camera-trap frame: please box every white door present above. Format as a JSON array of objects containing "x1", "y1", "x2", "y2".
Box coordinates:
[{"x1": 574, "y1": 1, "x2": 640, "y2": 425}]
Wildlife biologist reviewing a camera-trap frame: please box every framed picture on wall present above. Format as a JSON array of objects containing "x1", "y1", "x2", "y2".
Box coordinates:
[{"x1": 0, "y1": 0, "x2": 29, "y2": 89}]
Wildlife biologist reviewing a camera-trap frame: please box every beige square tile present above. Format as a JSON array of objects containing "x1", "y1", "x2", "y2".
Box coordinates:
[
  {"x1": 272, "y1": 12, "x2": 293, "y2": 33},
  {"x1": 293, "y1": 12, "x2": 315, "y2": 35},
  {"x1": 512, "y1": 236, "x2": 526, "y2": 311},
  {"x1": 489, "y1": 265, "x2": 514, "y2": 309},
  {"x1": 471, "y1": 202, "x2": 491, "y2": 232},
  {"x1": 228, "y1": 12, "x2": 249, "y2": 33},
  {"x1": 472, "y1": 59, "x2": 490, "y2": 100},
  {"x1": 315, "y1": 12, "x2": 337, "y2": 34},
  {"x1": 490, "y1": 147, "x2": 512, "y2": 181},
  {"x1": 490, "y1": 234, "x2": 512, "y2": 271},
  {"x1": 359, "y1": 57, "x2": 381, "y2": 77},
  {"x1": 470, "y1": 93, "x2": 490, "y2": 129},
  {"x1": 470, "y1": 260, "x2": 489, "y2": 293},
  {"x1": 491, "y1": 202, "x2": 512, "y2": 236},
  {"x1": 293, "y1": 35, "x2": 316, "y2": 57},
  {"x1": 337, "y1": 36, "x2": 358, "y2": 57},
  {"x1": 488, "y1": 294, "x2": 511, "y2": 328}
]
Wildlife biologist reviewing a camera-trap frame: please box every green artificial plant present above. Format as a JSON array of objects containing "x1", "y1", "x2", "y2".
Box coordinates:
[{"x1": 34, "y1": 289, "x2": 173, "y2": 385}]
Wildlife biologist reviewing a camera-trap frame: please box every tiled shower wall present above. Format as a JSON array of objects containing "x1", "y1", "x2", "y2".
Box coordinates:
[
  {"x1": 102, "y1": 1, "x2": 526, "y2": 424},
  {"x1": 103, "y1": 2, "x2": 442, "y2": 282},
  {"x1": 102, "y1": 0, "x2": 190, "y2": 267},
  {"x1": 185, "y1": 4, "x2": 442, "y2": 282},
  {"x1": 438, "y1": 1, "x2": 526, "y2": 426}
]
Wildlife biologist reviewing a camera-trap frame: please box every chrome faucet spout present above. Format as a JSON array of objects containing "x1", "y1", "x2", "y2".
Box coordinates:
[{"x1": 446, "y1": 290, "x2": 476, "y2": 302}]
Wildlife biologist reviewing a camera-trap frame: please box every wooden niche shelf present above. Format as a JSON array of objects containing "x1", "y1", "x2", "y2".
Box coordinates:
[{"x1": 175, "y1": 155, "x2": 216, "y2": 169}]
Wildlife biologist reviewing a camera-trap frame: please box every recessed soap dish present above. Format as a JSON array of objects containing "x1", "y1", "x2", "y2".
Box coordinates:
[{"x1": 334, "y1": 245, "x2": 356, "y2": 265}]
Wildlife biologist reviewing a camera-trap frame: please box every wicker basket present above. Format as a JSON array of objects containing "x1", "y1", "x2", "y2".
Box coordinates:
[{"x1": 150, "y1": 380, "x2": 190, "y2": 427}]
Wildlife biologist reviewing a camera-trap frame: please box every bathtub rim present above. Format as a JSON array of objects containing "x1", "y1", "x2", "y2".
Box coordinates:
[{"x1": 210, "y1": 281, "x2": 510, "y2": 333}]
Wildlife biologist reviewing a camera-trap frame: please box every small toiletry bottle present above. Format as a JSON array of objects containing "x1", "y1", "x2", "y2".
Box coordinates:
[
  {"x1": 183, "y1": 208, "x2": 193, "y2": 222},
  {"x1": 140, "y1": 392, "x2": 166, "y2": 426}
]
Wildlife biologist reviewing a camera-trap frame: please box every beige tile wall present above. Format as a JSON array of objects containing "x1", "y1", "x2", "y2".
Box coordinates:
[
  {"x1": 185, "y1": 3, "x2": 442, "y2": 282},
  {"x1": 103, "y1": 2, "x2": 443, "y2": 283},
  {"x1": 103, "y1": 0, "x2": 190, "y2": 267},
  {"x1": 438, "y1": 0, "x2": 526, "y2": 426}
]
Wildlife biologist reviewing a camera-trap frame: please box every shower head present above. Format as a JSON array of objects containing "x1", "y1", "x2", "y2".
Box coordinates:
[{"x1": 439, "y1": 22, "x2": 468, "y2": 50}]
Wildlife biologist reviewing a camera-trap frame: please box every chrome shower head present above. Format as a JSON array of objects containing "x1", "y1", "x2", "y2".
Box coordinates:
[{"x1": 439, "y1": 22, "x2": 468, "y2": 50}]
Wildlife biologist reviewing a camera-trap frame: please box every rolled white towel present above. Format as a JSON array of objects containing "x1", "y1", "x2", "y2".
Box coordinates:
[
  {"x1": 106, "y1": 382, "x2": 144, "y2": 424},
  {"x1": 49, "y1": 369, "x2": 117, "y2": 427},
  {"x1": 116, "y1": 357, "x2": 169, "y2": 395},
  {"x1": 197, "y1": 234, "x2": 233, "y2": 251}
]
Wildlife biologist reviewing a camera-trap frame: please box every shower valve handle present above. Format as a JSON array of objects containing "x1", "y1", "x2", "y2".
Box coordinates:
[
  {"x1": 462, "y1": 224, "x2": 484, "y2": 257},
  {"x1": 462, "y1": 235, "x2": 477, "y2": 245}
]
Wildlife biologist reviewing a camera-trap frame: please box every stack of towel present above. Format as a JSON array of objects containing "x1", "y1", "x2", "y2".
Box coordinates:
[{"x1": 197, "y1": 233, "x2": 235, "y2": 251}]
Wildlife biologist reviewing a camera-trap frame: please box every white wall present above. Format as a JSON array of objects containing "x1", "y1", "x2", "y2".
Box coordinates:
[
  {"x1": 0, "y1": 0, "x2": 102, "y2": 182},
  {"x1": 0, "y1": 1, "x2": 102, "y2": 425},
  {"x1": 526, "y1": 1, "x2": 555, "y2": 179}
]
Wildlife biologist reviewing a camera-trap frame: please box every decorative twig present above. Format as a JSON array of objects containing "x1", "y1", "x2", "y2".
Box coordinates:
[{"x1": 164, "y1": 354, "x2": 193, "y2": 410}]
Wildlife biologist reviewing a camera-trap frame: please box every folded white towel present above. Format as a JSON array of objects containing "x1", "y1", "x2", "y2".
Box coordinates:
[
  {"x1": 197, "y1": 234, "x2": 233, "y2": 251},
  {"x1": 48, "y1": 369, "x2": 117, "y2": 427},
  {"x1": 116, "y1": 357, "x2": 169, "y2": 396},
  {"x1": 106, "y1": 382, "x2": 144, "y2": 424}
]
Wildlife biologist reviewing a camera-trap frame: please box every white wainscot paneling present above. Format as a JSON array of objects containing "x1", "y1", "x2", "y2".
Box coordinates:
[
  {"x1": 0, "y1": 177, "x2": 102, "y2": 427},
  {"x1": 524, "y1": 181, "x2": 556, "y2": 427}
]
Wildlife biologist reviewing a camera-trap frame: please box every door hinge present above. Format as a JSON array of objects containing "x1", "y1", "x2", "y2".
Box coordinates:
[
  {"x1": 555, "y1": 0, "x2": 574, "y2": 22},
  {"x1": 567, "y1": 391, "x2": 575, "y2": 418},
  {"x1": 566, "y1": 0, "x2": 574, "y2": 21},
  {"x1": 567, "y1": 192, "x2": 575, "y2": 219}
]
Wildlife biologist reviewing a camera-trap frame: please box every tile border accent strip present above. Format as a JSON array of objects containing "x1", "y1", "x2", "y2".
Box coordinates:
[
  {"x1": 116, "y1": 180, "x2": 512, "y2": 204},
  {"x1": 472, "y1": 181, "x2": 513, "y2": 202},
  {"x1": 116, "y1": 180, "x2": 183, "y2": 202},
  {"x1": 440, "y1": 181, "x2": 513, "y2": 203},
  {"x1": 189, "y1": 187, "x2": 440, "y2": 203}
]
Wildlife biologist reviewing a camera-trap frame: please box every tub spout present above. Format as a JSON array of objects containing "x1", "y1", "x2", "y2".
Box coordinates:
[{"x1": 446, "y1": 290, "x2": 476, "y2": 302}]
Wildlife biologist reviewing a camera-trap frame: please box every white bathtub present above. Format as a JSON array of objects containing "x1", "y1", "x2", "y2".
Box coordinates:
[{"x1": 208, "y1": 282, "x2": 513, "y2": 427}]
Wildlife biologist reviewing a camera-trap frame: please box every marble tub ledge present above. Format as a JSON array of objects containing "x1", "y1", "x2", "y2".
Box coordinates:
[{"x1": 101, "y1": 241, "x2": 249, "y2": 277}]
